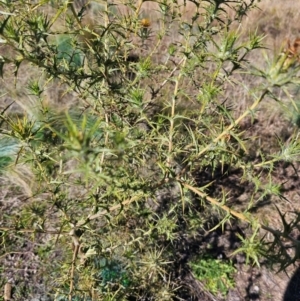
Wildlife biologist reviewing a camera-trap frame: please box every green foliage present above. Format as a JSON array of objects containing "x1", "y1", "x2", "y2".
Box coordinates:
[
  {"x1": 55, "y1": 35, "x2": 84, "y2": 70},
  {"x1": 0, "y1": 136, "x2": 19, "y2": 171},
  {"x1": 0, "y1": 0, "x2": 299, "y2": 300},
  {"x1": 190, "y1": 256, "x2": 236, "y2": 297},
  {"x1": 97, "y1": 258, "x2": 131, "y2": 289}
]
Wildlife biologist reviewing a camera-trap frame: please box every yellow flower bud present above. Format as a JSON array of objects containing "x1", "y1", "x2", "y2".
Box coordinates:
[{"x1": 140, "y1": 18, "x2": 151, "y2": 28}]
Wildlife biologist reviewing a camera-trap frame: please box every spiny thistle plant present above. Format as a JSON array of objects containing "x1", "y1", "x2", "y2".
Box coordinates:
[{"x1": 0, "y1": 0, "x2": 299, "y2": 300}]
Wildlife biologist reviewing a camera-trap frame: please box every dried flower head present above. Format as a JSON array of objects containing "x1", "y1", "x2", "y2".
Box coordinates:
[
  {"x1": 282, "y1": 37, "x2": 300, "y2": 70},
  {"x1": 141, "y1": 18, "x2": 151, "y2": 28},
  {"x1": 285, "y1": 38, "x2": 300, "y2": 59}
]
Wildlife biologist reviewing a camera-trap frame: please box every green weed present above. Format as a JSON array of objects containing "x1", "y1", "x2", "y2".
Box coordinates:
[{"x1": 190, "y1": 256, "x2": 236, "y2": 297}]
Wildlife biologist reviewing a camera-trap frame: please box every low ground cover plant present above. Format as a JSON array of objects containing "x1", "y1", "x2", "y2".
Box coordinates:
[
  {"x1": 190, "y1": 255, "x2": 236, "y2": 297},
  {"x1": 0, "y1": 0, "x2": 300, "y2": 300}
]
